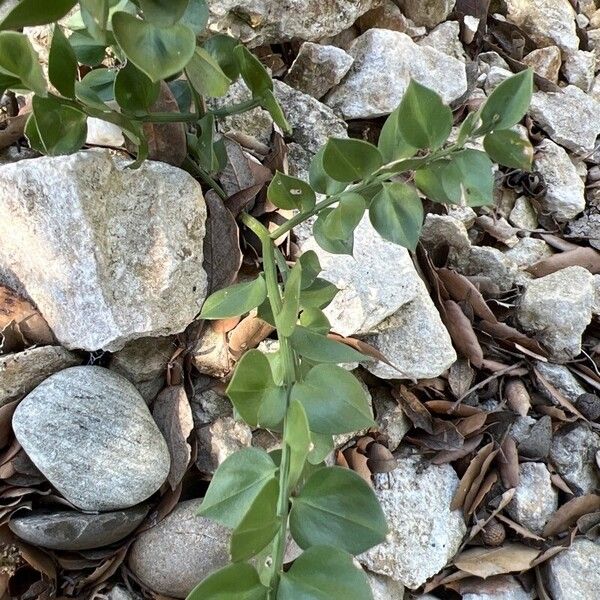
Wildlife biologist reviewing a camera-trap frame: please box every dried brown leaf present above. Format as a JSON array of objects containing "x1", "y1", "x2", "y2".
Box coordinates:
[
  {"x1": 543, "y1": 494, "x2": 600, "y2": 537},
  {"x1": 456, "y1": 413, "x2": 488, "y2": 437},
  {"x1": 448, "y1": 359, "x2": 476, "y2": 400},
  {"x1": 452, "y1": 441, "x2": 496, "y2": 510},
  {"x1": 433, "y1": 434, "x2": 484, "y2": 465},
  {"x1": 444, "y1": 300, "x2": 484, "y2": 367},
  {"x1": 229, "y1": 315, "x2": 274, "y2": 359},
  {"x1": 466, "y1": 470, "x2": 498, "y2": 515},
  {"x1": 534, "y1": 368, "x2": 587, "y2": 421},
  {"x1": 527, "y1": 247, "x2": 600, "y2": 278},
  {"x1": 417, "y1": 419, "x2": 465, "y2": 451},
  {"x1": 425, "y1": 401, "x2": 483, "y2": 417},
  {"x1": 454, "y1": 544, "x2": 539, "y2": 578},
  {"x1": 393, "y1": 386, "x2": 433, "y2": 434},
  {"x1": 437, "y1": 268, "x2": 497, "y2": 321},
  {"x1": 478, "y1": 320, "x2": 547, "y2": 359},
  {"x1": 495, "y1": 513, "x2": 545, "y2": 542},
  {"x1": 0, "y1": 400, "x2": 18, "y2": 450},
  {"x1": 505, "y1": 379, "x2": 531, "y2": 417},
  {"x1": 343, "y1": 447, "x2": 371, "y2": 485},
  {"x1": 463, "y1": 446, "x2": 500, "y2": 514},
  {"x1": 499, "y1": 436, "x2": 519, "y2": 489}
]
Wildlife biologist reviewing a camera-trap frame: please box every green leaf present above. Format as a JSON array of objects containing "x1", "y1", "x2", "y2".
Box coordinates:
[
  {"x1": 278, "y1": 546, "x2": 373, "y2": 600},
  {"x1": 479, "y1": 69, "x2": 533, "y2": 132},
  {"x1": 0, "y1": 0, "x2": 77, "y2": 30},
  {"x1": 30, "y1": 95, "x2": 87, "y2": 156},
  {"x1": 299, "y1": 307, "x2": 330, "y2": 335},
  {"x1": 24, "y1": 113, "x2": 44, "y2": 154},
  {"x1": 321, "y1": 193, "x2": 365, "y2": 241},
  {"x1": 200, "y1": 276, "x2": 267, "y2": 319},
  {"x1": 289, "y1": 327, "x2": 366, "y2": 363},
  {"x1": 291, "y1": 364, "x2": 374, "y2": 434},
  {"x1": 0, "y1": 32, "x2": 46, "y2": 96},
  {"x1": 397, "y1": 79, "x2": 452, "y2": 150},
  {"x1": 368, "y1": 182, "x2": 423, "y2": 249},
  {"x1": 378, "y1": 103, "x2": 418, "y2": 162},
  {"x1": 226, "y1": 349, "x2": 285, "y2": 428},
  {"x1": 260, "y1": 89, "x2": 291, "y2": 135},
  {"x1": 314, "y1": 209, "x2": 354, "y2": 255},
  {"x1": 139, "y1": 0, "x2": 190, "y2": 26},
  {"x1": 187, "y1": 562, "x2": 268, "y2": 600},
  {"x1": 68, "y1": 30, "x2": 106, "y2": 66},
  {"x1": 299, "y1": 278, "x2": 338, "y2": 310},
  {"x1": 180, "y1": 0, "x2": 209, "y2": 34},
  {"x1": 286, "y1": 399, "x2": 311, "y2": 488},
  {"x1": 185, "y1": 46, "x2": 232, "y2": 98},
  {"x1": 278, "y1": 260, "x2": 302, "y2": 337},
  {"x1": 234, "y1": 45, "x2": 272, "y2": 97},
  {"x1": 48, "y1": 26, "x2": 77, "y2": 98},
  {"x1": 203, "y1": 34, "x2": 240, "y2": 80},
  {"x1": 267, "y1": 171, "x2": 316, "y2": 212},
  {"x1": 0, "y1": 73, "x2": 20, "y2": 96},
  {"x1": 198, "y1": 448, "x2": 278, "y2": 529},
  {"x1": 483, "y1": 129, "x2": 533, "y2": 171},
  {"x1": 189, "y1": 114, "x2": 220, "y2": 172},
  {"x1": 298, "y1": 251, "x2": 321, "y2": 289},
  {"x1": 80, "y1": 68, "x2": 116, "y2": 102},
  {"x1": 309, "y1": 147, "x2": 347, "y2": 196},
  {"x1": 112, "y1": 12, "x2": 195, "y2": 82},
  {"x1": 290, "y1": 467, "x2": 387, "y2": 555},
  {"x1": 322, "y1": 138, "x2": 383, "y2": 183},
  {"x1": 115, "y1": 62, "x2": 160, "y2": 113},
  {"x1": 308, "y1": 432, "x2": 333, "y2": 465},
  {"x1": 231, "y1": 478, "x2": 280, "y2": 562}
]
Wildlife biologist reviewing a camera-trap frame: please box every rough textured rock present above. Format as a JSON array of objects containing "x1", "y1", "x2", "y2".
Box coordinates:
[
  {"x1": 569, "y1": 211, "x2": 600, "y2": 249},
  {"x1": 534, "y1": 362, "x2": 586, "y2": 402},
  {"x1": 506, "y1": 0, "x2": 579, "y2": 52},
  {"x1": 0, "y1": 346, "x2": 80, "y2": 408},
  {"x1": 522, "y1": 46, "x2": 562, "y2": 83},
  {"x1": 517, "y1": 266, "x2": 594, "y2": 361},
  {"x1": 534, "y1": 139, "x2": 585, "y2": 221},
  {"x1": 0, "y1": 150, "x2": 207, "y2": 351},
  {"x1": 503, "y1": 238, "x2": 553, "y2": 268},
  {"x1": 326, "y1": 29, "x2": 467, "y2": 119},
  {"x1": 128, "y1": 499, "x2": 230, "y2": 598},
  {"x1": 191, "y1": 383, "x2": 232, "y2": 426},
  {"x1": 546, "y1": 539, "x2": 600, "y2": 600},
  {"x1": 509, "y1": 196, "x2": 538, "y2": 231},
  {"x1": 563, "y1": 50, "x2": 596, "y2": 92},
  {"x1": 550, "y1": 423, "x2": 600, "y2": 495},
  {"x1": 372, "y1": 388, "x2": 411, "y2": 452},
  {"x1": 284, "y1": 42, "x2": 353, "y2": 99},
  {"x1": 461, "y1": 576, "x2": 535, "y2": 600},
  {"x1": 86, "y1": 118, "x2": 124, "y2": 147},
  {"x1": 12, "y1": 366, "x2": 170, "y2": 511},
  {"x1": 356, "y1": 1, "x2": 408, "y2": 33},
  {"x1": 418, "y1": 21, "x2": 464, "y2": 60},
  {"x1": 366, "y1": 571, "x2": 405, "y2": 600},
  {"x1": 360, "y1": 453, "x2": 466, "y2": 589},
  {"x1": 517, "y1": 415, "x2": 552, "y2": 460},
  {"x1": 397, "y1": 0, "x2": 455, "y2": 28},
  {"x1": 9, "y1": 505, "x2": 148, "y2": 550},
  {"x1": 529, "y1": 86, "x2": 600, "y2": 154},
  {"x1": 451, "y1": 246, "x2": 520, "y2": 292},
  {"x1": 506, "y1": 462, "x2": 557, "y2": 534},
  {"x1": 421, "y1": 214, "x2": 471, "y2": 252},
  {"x1": 108, "y1": 587, "x2": 141, "y2": 600}
]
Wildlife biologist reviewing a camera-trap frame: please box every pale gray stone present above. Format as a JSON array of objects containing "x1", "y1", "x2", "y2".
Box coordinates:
[
  {"x1": 451, "y1": 246, "x2": 520, "y2": 292},
  {"x1": 550, "y1": 423, "x2": 600, "y2": 495},
  {"x1": 506, "y1": 462, "x2": 558, "y2": 534},
  {"x1": 529, "y1": 86, "x2": 600, "y2": 154},
  {"x1": 195, "y1": 416, "x2": 252, "y2": 474},
  {"x1": 418, "y1": 21, "x2": 464, "y2": 60},
  {"x1": 191, "y1": 383, "x2": 232, "y2": 425},
  {"x1": 86, "y1": 117, "x2": 124, "y2": 147},
  {"x1": 0, "y1": 150, "x2": 207, "y2": 351},
  {"x1": 484, "y1": 66, "x2": 513, "y2": 93},
  {"x1": 546, "y1": 539, "x2": 600, "y2": 600},
  {"x1": 534, "y1": 362, "x2": 586, "y2": 402},
  {"x1": 568, "y1": 211, "x2": 600, "y2": 248},
  {"x1": 503, "y1": 238, "x2": 553, "y2": 268},
  {"x1": 0, "y1": 346, "x2": 80, "y2": 408},
  {"x1": 284, "y1": 42, "x2": 354, "y2": 99},
  {"x1": 563, "y1": 50, "x2": 596, "y2": 92},
  {"x1": 9, "y1": 505, "x2": 148, "y2": 550},
  {"x1": 517, "y1": 266, "x2": 594, "y2": 361},
  {"x1": 421, "y1": 214, "x2": 471, "y2": 252},
  {"x1": 128, "y1": 499, "x2": 230, "y2": 598},
  {"x1": 522, "y1": 46, "x2": 562, "y2": 83},
  {"x1": 360, "y1": 453, "x2": 466, "y2": 589},
  {"x1": 108, "y1": 587, "x2": 141, "y2": 600},
  {"x1": 509, "y1": 196, "x2": 538, "y2": 231},
  {"x1": 534, "y1": 139, "x2": 585, "y2": 221},
  {"x1": 366, "y1": 570, "x2": 405, "y2": 600},
  {"x1": 356, "y1": 1, "x2": 409, "y2": 33},
  {"x1": 326, "y1": 29, "x2": 467, "y2": 119},
  {"x1": 12, "y1": 366, "x2": 170, "y2": 511},
  {"x1": 372, "y1": 388, "x2": 411, "y2": 452},
  {"x1": 397, "y1": 0, "x2": 456, "y2": 28},
  {"x1": 462, "y1": 576, "x2": 535, "y2": 600},
  {"x1": 0, "y1": 146, "x2": 38, "y2": 166}
]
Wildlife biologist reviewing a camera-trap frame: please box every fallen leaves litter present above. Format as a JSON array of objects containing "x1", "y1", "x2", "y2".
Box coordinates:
[{"x1": 453, "y1": 544, "x2": 540, "y2": 578}]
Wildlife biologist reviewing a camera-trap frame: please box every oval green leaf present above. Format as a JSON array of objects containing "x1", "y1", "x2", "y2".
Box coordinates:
[
  {"x1": 185, "y1": 46, "x2": 232, "y2": 98},
  {"x1": 0, "y1": 31, "x2": 46, "y2": 96},
  {"x1": 483, "y1": 129, "x2": 533, "y2": 171},
  {"x1": 322, "y1": 138, "x2": 383, "y2": 183},
  {"x1": 321, "y1": 193, "x2": 365, "y2": 241},
  {"x1": 309, "y1": 146, "x2": 347, "y2": 195},
  {"x1": 139, "y1": 0, "x2": 190, "y2": 26},
  {"x1": 299, "y1": 278, "x2": 338, "y2": 310},
  {"x1": 200, "y1": 276, "x2": 267, "y2": 319},
  {"x1": 203, "y1": 34, "x2": 240, "y2": 80},
  {"x1": 267, "y1": 171, "x2": 316, "y2": 212},
  {"x1": 49, "y1": 25, "x2": 77, "y2": 98},
  {"x1": 285, "y1": 399, "x2": 312, "y2": 488},
  {"x1": 187, "y1": 562, "x2": 268, "y2": 600},
  {"x1": 289, "y1": 327, "x2": 367, "y2": 364},
  {"x1": 314, "y1": 209, "x2": 354, "y2": 255},
  {"x1": 115, "y1": 62, "x2": 160, "y2": 113},
  {"x1": 278, "y1": 260, "x2": 303, "y2": 337},
  {"x1": 0, "y1": 0, "x2": 77, "y2": 30},
  {"x1": 378, "y1": 103, "x2": 417, "y2": 162}
]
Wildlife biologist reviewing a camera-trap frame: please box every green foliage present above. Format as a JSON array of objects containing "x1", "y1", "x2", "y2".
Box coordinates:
[
  {"x1": 483, "y1": 129, "x2": 533, "y2": 171},
  {"x1": 187, "y1": 563, "x2": 267, "y2": 600},
  {"x1": 322, "y1": 138, "x2": 383, "y2": 182},
  {"x1": 200, "y1": 277, "x2": 267, "y2": 319},
  {"x1": 268, "y1": 172, "x2": 316, "y2": 212}
]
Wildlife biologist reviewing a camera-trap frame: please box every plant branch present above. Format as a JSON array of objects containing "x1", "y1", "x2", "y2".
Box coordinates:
[{"x1": 210, "y1": 98, "x2": 261, "y2": 118}]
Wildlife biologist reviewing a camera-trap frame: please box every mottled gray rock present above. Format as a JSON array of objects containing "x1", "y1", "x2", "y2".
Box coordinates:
[
  {"x1": 397, "y1": 0, "x2": 455, "y2": 28},
  {"x1": 522, "y1": 46, "x2": 562, "y2": 83},
  {"x1": 506, "y1": 462, "x2": 557, "y2": 534},
  {"x1": 0, "y1": 346, "x2": 80, "y2": 408},
  {"x1": 517, "y1": 266, "x2": 594, "y2": 361},
  {"x1": 108, "y1": 587, "x2": 141, "y2": 600},
  {"x1": 546, "y1": 539, "x2": 600, "y2": 600},
  {"x1": 503, "y1": 238, "x2": 553, "y2": 268},
  {"x1": 418, "y1": 21, "x2": 464, "y2": 60},
  {"x1": 9, "y1": 505, "x2": 148, "y2": 550},
  {"x1": 508, "y1": 196, "x2": 538, "y2": 231},
  {"x1": 0, "y1": 146, "x2": 38, "y2": 166},
  {"x1": 517, "y1": 415, "x2": 552, "y2": 460},
  {"x1": 191, "y1": 383, "x2": 232, "y2": 425},
  {"x1": 484, "y1": 66, "x2": 513, "y2": 93},
  {"x1": 128, "y1": 499, "x2": 230, "y2": 598},
  {"x1": 529, "y1": 86, "x2": 600, "y2": 154},
  {"x1": 534, "y1": 362, "x2": 586, "y2": 402},
  {"x1": 0, "y1": 150, "x2": 207, "y2": 351},
  {"x1": 372, "y1": 388, "x2": 411, "y2": 452},
  {"x1": 284, "y1": 42, "x2": 354, "y2": 99},
  {"x1": 461, "y1": 576, "x2": 535, "y2": 600},
  {"x1": 452, "y1": 246, "x2": 520, "y2": 292},
  {"x1": 195, "y1": 416, "x2": 252, "y2": 474},
  {"x1": 360, "y1": 453, "x2": 466, "y2": 589},
  {"x1": 366, "y1": 570, "x2": 405, "y2": 600},
  {"x1": 12, "y1": 366, "x2": 170, "y2": 511},
  {"x1": 550, "y1": 423, "x2": 600, "y2": 495},
  {"x1": 506, "y1": 0, "x2": 578, "y2": 52},
  {"x1": 326, "y1": 29, "x2": 467, "y2": 119},
  {"x1": 86, "y1": 118, "x2": 124, "y2": 147},
  {"x1": 569, "y1": 212, "x2": 600, "y2": 249},
  {"x1": 563, "y1": 50, "x2": 596, "y2": 92},
  {"x1": 356, "y1": 1, "x2": 408, "y2": 33},
  {"x1": 421, "y1": 214, "x2": 471, "y2": 252},
  {"x1": 534, "y1": 139, "x2": 585, "y2": 221}
]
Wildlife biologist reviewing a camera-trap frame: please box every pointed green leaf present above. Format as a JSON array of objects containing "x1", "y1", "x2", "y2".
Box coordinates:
[
  {"x1": 267, "y1": 171, "x2": 316, "y2": 212},
  {"x1": 80, "y1": 68, "x2": 116, "y2": 102},
  {"x1": 309, "y1": 146, "x2": 347, "y2": 195},
  {"x1": 0, "y1": 31, "x2": 46, "y2": 96},
  {"x1": 0, "y1": 0, "x2": 77, "y2": 30},
  {"x1": 187, "y1": 562, "x2": 268, "y2": 600},
  {"x1": 185, "y1": 46, "x2": 232, "y2": 98},
  {"x1": 68, "y1": 30, "x2": 106, "y2": 66},
  {"x1": 200, "y1": 276, "x2": 267, "y2": 319},
  {"x1": 321, "y1": 193, "x2": 365, "y2": 241},
  {"x1": 298, "y1": 251, "x2": 322, "y2": 289},
  {"x1": 299, "y1": 278, "x2": 338, "y2": 310},
  {"x1": 234, "y1": 45, "x2": 272, "y2": 97},
  {"x1": 204, "y1": 34, "x2": 240, "y2": 80},
  {"x1": 139, "y1": 0, "x2": 190, "y2": 26},
  {"x1": 278, "y1": 261, "x2": 302, "y2": 337},
  {"x1": 322, "y1": 138, "x2": 383, "y2": 182},
  {"x1": 308, "y1": 432, "x2": 333, "y2": 465},
  {"x1": 180, "y1": 0, "x2": 209, "y2": 34},
  {"x1": 378, "y1": 103, "x2": 418, "y2": 162},
  {"x1": 483, "y1": 129, "x2": 533, "y2": 171},
  {"x1": 289, "y1": 327, "x2": 366, "y2": 363},
  {"x1": 260, "y1": 89, "x2": 291, "y2": 134},
  {"x1": 314, "y1": 209, "x2": 354, "y2": 255},
  {"x1": 115, "y1": 62, "x2": 160, "y2": 112},
  {"x1": 198, "y1": 448, "x2": 278, "y2": 528},
  {"x1": 299, "y1": 307, "x2": 330, "y2": 335},
  {"x1": 286, "y1": 399, "x2": 311, "y2": 488},
  {"x1": 49, "y1": 25, "x2": 77, "y2": 98}
]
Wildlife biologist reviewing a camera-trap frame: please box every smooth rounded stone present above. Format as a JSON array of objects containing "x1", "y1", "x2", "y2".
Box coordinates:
[
  {"x1": 9, "y1": 504, "x2": 148, "y2": 550},
  {"x1": 12, "y1": 366, "x2": 170, "y2": 511},
  {"x1": 366, "y1": 570, "x2": 404, "y2": 600},
  {"x1": 533, "y1": 139, "x2": 585, "y2": 221},
  {"x1": 325, "y1": 29, "x2": 467, "y2": 119},
  {"x1": 0, "y1": 346, "x2": 81, "y2": 409},
  {"x1": 534, "y1": 362, "x2": 586, "y2": 402},
  {"x1": 128, "y1": 499, "x2": 230, "y2": 598},
  {"x1": 359, "y1": 454, "x2": 466, "y2": 589},
  {"x1": 0, "y1": 150, "x2": 207, "y2": 351},
  {"x1": 563, "y1": 50, "x2": 596, "y2": 92},
  {"x1": 517, "y1": 266, "x2": 594, "y2": 362},
  {"x1": 506, "y1": 462, "x2": 557, "y2": 534},
  {"x1": 86, "y1": 117, "x2": 124, "y2": 147},
  {"x1": 397, "y1": 0, "x2": 455, "y2": 28},
  {"x1": 546, "y1": 539, "x2": 600, "y2": 600},
  {"x1": 522, "y1": 46, "x2": 562, "y2": 83},
  {"x1": 550, "y1": 423, "x2": 600, "y2": 495}
]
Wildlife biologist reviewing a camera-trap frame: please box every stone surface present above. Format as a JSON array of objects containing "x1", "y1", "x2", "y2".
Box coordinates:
[
  {"x1": 0, "y1": 346, "x2": 80, "y2": 408},
  {"x1": 356, "y1": 1, "x2": 408, "y2": 33},
  {"x1": 360, "y1": 453, "x2": 466, "y2": 589},
  {"x1": 191, "y1": 383, "x2": 232, "y2": 425},
  {"x1": 535, "y1": 362, "x2": 587, "y2": 402},
  {"x1": 372, "y1": 388, "x2": 411, "y2": 452},
  {"x1": 563, "y1": 50, "x2": 596, "y2": 92},
  {"x1": 461, "y1": 576, "x2": 535, "y2": 600},
  {"x1": 284, "y1": 42, "x2": 353, "y2": 99},
  {"x1": 506, "y1": 0, "x2": 579, "y2": 52},
  {"x1": 397, "y1": 0, "x2": 456, "y2": 28},
  {"x1": 509, "y1": 196, "x2": 538, "y2": 231},
  {"x1": 86, "y1": 118, "x2": 124, "y2": 147},
  {"x1": 326, "y1": 29, "x2": 467, "y2": 119},
  {"x1": 419, "y1": 21, "x2": 465, "y2": 60},
  {"x1": 522, "y1": 46, "x2": 562, "y2": 83},
  {"x1": 451, "y1": 246, "x2": 520, "y2": 292},
  {"x1": 568, "y1": 211, "x2": 600, "y2": 248},
  {"x1": 421, "y1": 214, "x2": 471, "y2": 252},
  {"x1": 128, "y1": 499, "x2": 230, "y2": 598},
  {"x1": 108, "y1": 587, "x2": 141, "y2": 600},
  {"x1": 12, "y1": 366, "x2": 170, "y2": 511},
  {"x1": 506, "y1": 462, "x2": 557, "y2": 534},
  {"x1": 550, "y1": 423, "x2": 600, "y2": 495},
  {"x1": 366, "y1": 570, "x2": 405, "y2": 600},
  {"x1": 517, "y1": 415, "x2": 552, "y2": 460},
  {"x1": 9, "y1": 505, "x2": 148, "y2": 550},
  {"x1": 0, "y1": 150, "x2": 207, "y2": 351},
  {"x1": 534, "y1": 139, "x2": 585, "y2": 221},
  {"x1": 517, "y1": 266, "x2": 594, "y2": 361},
  {"x1": 546, "y1": 539, "x2": 600, "y2": 600},
  {"x1": 529, "y1": 86, "x2": 600, "y2": 154},
  {"x1": 503, "y1": 238, "x2": 553, "y2": 268}
]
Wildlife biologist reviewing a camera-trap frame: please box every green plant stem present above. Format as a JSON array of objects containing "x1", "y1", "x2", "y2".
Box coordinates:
[
  {"x1": 210, "y1": 98, "x2": 261, "y2": 117},
  {"x1": 183, "y1": 157, "x2": 227, "y2": 199},
  {"x1": 136, "y1": 111, "x2": 200, "y2": 123}
]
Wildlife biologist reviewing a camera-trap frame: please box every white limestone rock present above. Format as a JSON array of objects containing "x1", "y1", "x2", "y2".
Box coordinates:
[
  {"x1": 546, "y1": 539, "x2": 600, "y2": 600},
  {"x1": 563, "y1": 50, "x2": 596, "y2": 92},
  {"x1": 418, "y1": 21, "x2": 465, "y2": 60},
  {"x1": 397, "y1": 0, "x2": 456, "y2": 28}
]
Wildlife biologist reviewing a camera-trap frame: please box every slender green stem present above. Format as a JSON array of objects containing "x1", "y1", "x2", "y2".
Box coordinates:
[
  {"x1": 210, "y1": 98, "x2": 261, "y2": 117},
  {"x1": 135, "y1": 111, "x2": 200, "y2": 123},
  {"x1": 183, "y1": 157, "x2": 227, "y2": 200}
]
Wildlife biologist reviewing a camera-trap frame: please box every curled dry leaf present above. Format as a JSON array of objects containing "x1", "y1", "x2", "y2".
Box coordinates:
[
  {"x1": 392, "y1": 386, "x2": 433, "y2": 434},
  {"x1": 425, "y1": 401, "x2": 483, "y2": 417},
  {"x1": 542, "y1": 494, "x2": 600, "y2": 538},
  {"x1": 499, "y1": 436, "x2": 519, "y2": 489},
  {"x1": 527, "y1": 247, "x2": 600, "y2": 278},
  {"x1": 0, "y1": 400, "x2": 19, "y2": 450},
  {"x1": 327, "y1": 334, "x2": 400, "y2": 372},
  {"x1": 452, "y1": 442, "x2": 496, "y2": 511},
  {"x1": 478, "y1": 320, "x2": 547, "y2": 359},
  {"x1": 453, "y1": 543, "x2": 540, "y2": 579},
  {"x1": 448, "y1": 359, "x2": 476, "y2": 400},
  {"x1": 443, "y1": 300, "x2": 484, "y2": 367},
  {"x1": 534, "y1": 368, "x2": 586, "y2": 421},
  {"x1": 469, "y1": 488, "x2": 516, "y2": 541},
  {"x1": 342, "y1": 447, "x2": 371, "y2": 485},
  {"x1": 466, "y1": 470, "x2": 498, "y2": 516},
  {"x1": 433, "y1": 434, "x2": 484, "y2": 465},
  {"x1": 437, "y1": 268, "x2": 497, "y2": 322},
  {"x1": 463, "y1": 447, "x2": 499, "y2": 515},
  {"x1": 495, "y1": 514, "x2": 544, "y2": 542},
  {"x1": 505, "y1": 378, "x2": 531, "y2": 417}
]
